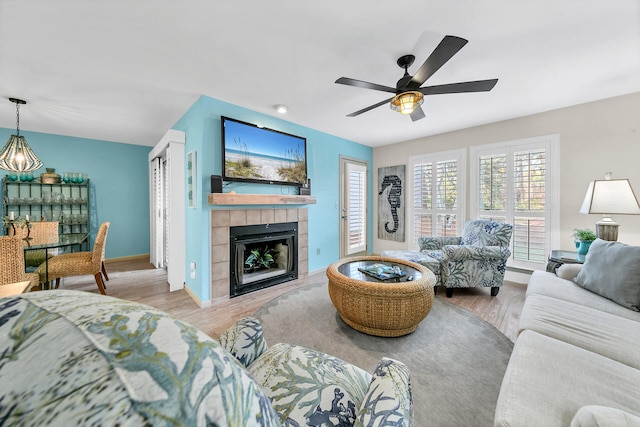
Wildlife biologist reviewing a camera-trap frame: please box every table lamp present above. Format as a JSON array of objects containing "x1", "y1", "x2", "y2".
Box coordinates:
[{"x1": 579, "y1": 172, "x2": 640, "y2": 241}]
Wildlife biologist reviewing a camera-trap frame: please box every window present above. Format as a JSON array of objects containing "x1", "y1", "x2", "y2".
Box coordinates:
[
  {"x1": 409, "y1": 149, "x2": 466, "y2": 249},
  {"x1": 471, "y1": 135, "x2": 559, "y2": 270}
]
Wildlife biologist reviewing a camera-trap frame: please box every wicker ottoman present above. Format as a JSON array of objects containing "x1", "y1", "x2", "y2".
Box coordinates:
[{"x1": 326, "y1": 256, "x2": 436, "y2": 337}]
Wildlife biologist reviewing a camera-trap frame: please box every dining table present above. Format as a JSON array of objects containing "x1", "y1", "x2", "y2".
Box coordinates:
[{"x1": 23, "y1": 233, "x2": 89, "y2": 288}]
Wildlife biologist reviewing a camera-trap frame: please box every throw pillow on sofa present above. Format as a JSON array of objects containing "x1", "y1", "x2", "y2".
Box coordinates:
[
  {"x1": 574, "y1": 239, "x2": 640, "y2": 311},
  {"x1": 556, "y1": 263, "x2": 583, "y2": 281},
  {"x1": 571, "y1": 405, "x2": 640, "y2": 427}
]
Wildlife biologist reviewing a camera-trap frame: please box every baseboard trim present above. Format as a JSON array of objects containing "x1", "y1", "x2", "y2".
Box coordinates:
[
  {"x1": 505, "y1": 268, "x2": 532, "y2": 285},
  {"x1": 307, "y1": 267, "x2": 326, "y2": 276},
  {"x1": 104, "y1": 254, "x2": 151, "y2": 264},
  {"x1": 506, "y1": 265, "x2": 533, "y2": 274},
  {"x1": 184, "y1": 285, "x2": 213, "y2": 308}
]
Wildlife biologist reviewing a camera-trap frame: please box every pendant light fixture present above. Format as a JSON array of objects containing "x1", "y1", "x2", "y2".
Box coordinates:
[{"x1": 0, "y1": 98, "x2": 43, "y2": 172}]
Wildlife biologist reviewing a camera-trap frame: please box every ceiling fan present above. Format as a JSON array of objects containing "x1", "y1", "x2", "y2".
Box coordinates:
[{"x1": 335, "y1": 35, "x2": 498, "y2": 122}]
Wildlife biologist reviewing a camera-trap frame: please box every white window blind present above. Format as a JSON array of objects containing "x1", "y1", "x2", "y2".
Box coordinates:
[
  {"x1": 479, "y1": 154, "x2": 507, "y2": 211},
  {"x1": 162, "y1": 156, "x2": 169, "y2": 267},
  {"x1": 512, "y1": 149, "x2": 546, "y2": 263},
  {"x1": 150, "y1": 157, "x2": 164, "y2": 268},
  {"x1": 409, "y1": 150, "x2": 465, "y2": 249},
  {"x1": 346, "y1": 161, "x2": 367, "y2": 255},
  {"x1": 471, "y1": 136, "x2": 558, "y2": 270},
  {"x1": 412, "y1": 163, "x2": 433, "y2": 241}
]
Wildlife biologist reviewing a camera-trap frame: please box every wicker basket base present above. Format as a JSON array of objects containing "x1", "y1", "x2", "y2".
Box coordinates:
[{"x1": 326, "y1": 256, "x2": 435, "y2": 337}]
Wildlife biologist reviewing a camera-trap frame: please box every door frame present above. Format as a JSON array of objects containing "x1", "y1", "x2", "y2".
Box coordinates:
[
  {"x1": 149, "y1": 129, "x2": 186, "y2": 292},
  {"x1": 339, "y1": 156, "x2": 369, "y2": 258}
]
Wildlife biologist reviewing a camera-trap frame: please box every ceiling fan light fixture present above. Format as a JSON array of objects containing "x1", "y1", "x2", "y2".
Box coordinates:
[
  {"x1": 390, "y1": 91, "x2": 423, "y2": 115},
  {"x1": 0, "y1": 98, "x2": 43, "y2": 172}
]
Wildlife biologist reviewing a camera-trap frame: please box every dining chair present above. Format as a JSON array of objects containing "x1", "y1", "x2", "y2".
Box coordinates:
[
  {"x1": 35, "y1": 222, "x2": 110, "y2": 294},
  {"x1": 0, "y1": 236, "x2": 39, "y2": 291},
  {"x1": 11, "y1": 221, "x2": 59, "y2": 268}
]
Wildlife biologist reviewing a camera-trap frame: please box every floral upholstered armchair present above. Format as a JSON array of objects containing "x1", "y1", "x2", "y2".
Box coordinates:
[
  {"x1": 419, "y1": 219, "x2": 513, "y2": 297},
  {"x1": 220, "y1": 317, "x2": 413, "y2": 427},
  {"x1": 0, "y1": 291, "x2": 280, "y2": 426},
  {"x1": 0, "y1": 291, "x2": 412, "y2": 427}
]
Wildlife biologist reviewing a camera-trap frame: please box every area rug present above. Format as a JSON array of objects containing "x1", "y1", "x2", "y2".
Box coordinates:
[{"x1": 253, "y1": 282, "x2": 514, "y2": 427}]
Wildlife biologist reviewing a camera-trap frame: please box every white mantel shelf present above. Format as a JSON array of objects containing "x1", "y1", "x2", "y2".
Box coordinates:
[{"x1": 208, "y1": 193, "x2": 316, "y2": 205}]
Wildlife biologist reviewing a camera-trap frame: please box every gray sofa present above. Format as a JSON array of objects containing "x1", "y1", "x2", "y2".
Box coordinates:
[{"x1": 495, "y1": 249, "x2": 640, "y2": 426}]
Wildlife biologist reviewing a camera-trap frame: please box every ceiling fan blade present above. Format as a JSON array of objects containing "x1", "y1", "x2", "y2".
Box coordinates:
[
  {"x1": 346, "y1": 97, "x2": 394, "y2": 117},
  {"x1": 419, "y1": 79, "x2": 498, "y2": 95},
  {"x1": 410, "y1": 106, "x2": 426, "y2": 122},
  {"x1": 405, "y1": 35, "x2": 468, "y2": 90},
  {"x1": 336, "y1": 77, "x2": 398, "y2": 94}
]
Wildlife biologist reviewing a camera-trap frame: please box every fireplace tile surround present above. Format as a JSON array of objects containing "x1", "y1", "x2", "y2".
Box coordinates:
[{"x1": 210, "y1": 208, "x2": 308, "y2": 302}]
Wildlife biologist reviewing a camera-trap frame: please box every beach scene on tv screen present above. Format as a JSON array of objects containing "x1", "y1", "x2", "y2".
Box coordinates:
[{"x1": 224, "y1": 120, "x2": 306, "y2": 184}]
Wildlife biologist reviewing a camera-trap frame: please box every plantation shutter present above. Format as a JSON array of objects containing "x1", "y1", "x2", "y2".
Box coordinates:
[
  {"x1": 410, "y1": 150, "x2": 465, "y2": 249},
  {"x1": 346, "y1": 162, "x2": 367, "y2": 255},
  {"x1": 150, "y1": 157, "x2": 165, "y2": 268},
  {"x1": 512, "y1": 149, "x2": 546, "y2": 263},
  {"x1": 435, "y1": 160, "x2": 458, "y2": 237},
  {"x1": 162, "y1": 156, "x2": 170, "y2": 267},
  {"x1": 412, "y1": 163, "x2": 433, "y2": 243},
  {"x1": 472, "y1": 136, "x2": 557, "y2": 270},
  {"x1": 479, "y1": 154, "x2": 507, "y2": 214}
]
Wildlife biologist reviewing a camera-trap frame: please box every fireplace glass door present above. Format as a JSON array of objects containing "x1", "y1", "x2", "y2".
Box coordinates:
[{"x1": 230, "y1": 222, "x2": 298, "y2": 297}]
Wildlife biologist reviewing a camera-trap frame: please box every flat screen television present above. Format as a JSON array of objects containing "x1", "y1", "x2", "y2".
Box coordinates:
[{"x1": 221, "y1": 116, "x2": 307, "y2": 187}]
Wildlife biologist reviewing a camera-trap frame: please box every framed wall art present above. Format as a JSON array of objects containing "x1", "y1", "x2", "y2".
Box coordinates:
[
  {"x1": 187, "y1": 151, "x2": 196, "y2": 208},
  {"x1": 378, "y1": 165, "x2": 405, "y2": 242}
]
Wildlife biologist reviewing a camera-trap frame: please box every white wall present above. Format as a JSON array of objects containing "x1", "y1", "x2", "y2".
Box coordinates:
[{"x1": 373, "y1": 92, "x2": 640, "y2": 255}]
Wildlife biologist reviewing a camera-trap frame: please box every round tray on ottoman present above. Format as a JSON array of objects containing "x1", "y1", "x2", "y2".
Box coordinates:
[{"x1": 326, "y1": 255, "x2": 435, "y2": 337}]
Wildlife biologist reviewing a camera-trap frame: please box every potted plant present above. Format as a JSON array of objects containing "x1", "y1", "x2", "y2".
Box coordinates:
[{"x1": 573, "y1": 228, "x2": 597, "y2": 255}]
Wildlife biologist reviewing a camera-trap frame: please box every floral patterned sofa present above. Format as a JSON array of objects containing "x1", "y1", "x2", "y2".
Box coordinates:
[
  {"x1": 0, "y1": 290, "x2": 412, "y2": 426},
  {"x1": 383, "y1": 219, "x2": 513, "y2": 297}
]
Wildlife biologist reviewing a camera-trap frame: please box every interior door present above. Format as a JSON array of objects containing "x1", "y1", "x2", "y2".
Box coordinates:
[
  {"x1": 148, "y1": 131, "x2": 185, "y2": 292},
  {"x1": 340, "y1": 158, "x2": 368, "y2": 257},
  {"x1": 150, "y1": 157, "x2": 164, "y2": 268},
  {"x1": 149, "y1": 153, "x2": 171, "y2": 270},
  {"x1": 162, "y1": 156, "x2": 169, "y2": 268}
]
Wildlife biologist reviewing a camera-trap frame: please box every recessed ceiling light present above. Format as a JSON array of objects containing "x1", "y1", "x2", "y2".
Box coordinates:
[{"x1": 274, "y1": 104, "x2": 289, "y2": 114}]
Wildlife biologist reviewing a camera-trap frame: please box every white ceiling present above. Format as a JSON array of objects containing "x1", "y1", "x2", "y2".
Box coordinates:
[{"x1": 1, "y1": 1, "x2": 639, "y2": 148}]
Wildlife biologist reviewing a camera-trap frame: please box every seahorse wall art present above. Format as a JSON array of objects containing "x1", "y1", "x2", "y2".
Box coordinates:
[{"x1": 378, "y1": 165, "x2": 405, "y2": 242}]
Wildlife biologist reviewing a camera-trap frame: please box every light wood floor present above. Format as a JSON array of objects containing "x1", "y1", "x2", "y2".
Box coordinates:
[{"x1": 61, "y1": 257, "x2": 527, "y2": 342}]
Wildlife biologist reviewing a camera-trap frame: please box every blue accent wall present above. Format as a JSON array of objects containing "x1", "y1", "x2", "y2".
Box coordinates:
[
  {"x1": 173, "y1": 96, "x2": 373, "y2": 302},
  {"x1": 0, "y1": 128, "x2": 151, "y2": 258}
]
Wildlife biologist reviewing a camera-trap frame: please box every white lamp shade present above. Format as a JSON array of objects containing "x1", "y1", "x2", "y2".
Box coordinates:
[{"x1": 580, "y1": 179, "x2": 640, "y2": 215}]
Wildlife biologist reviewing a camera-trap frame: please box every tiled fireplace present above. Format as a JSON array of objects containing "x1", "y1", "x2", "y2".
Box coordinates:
[{"x1": 210, "y1": 208, "x2": 308, "y2": 302}]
